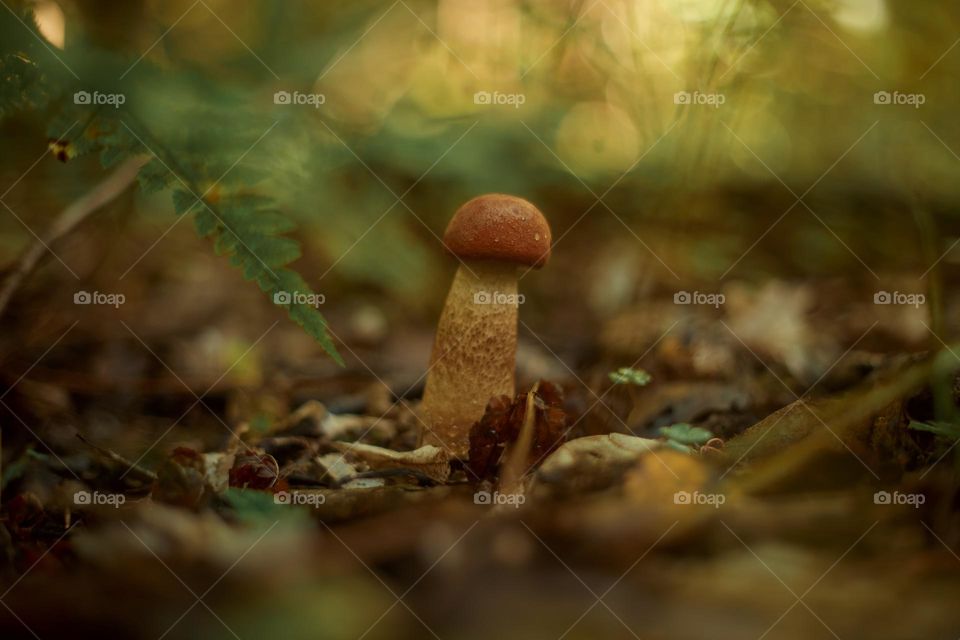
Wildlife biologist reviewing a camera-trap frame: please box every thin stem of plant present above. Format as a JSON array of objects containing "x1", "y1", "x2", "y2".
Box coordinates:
[
  {"x1": 0, "y1": 155, "x2": 149, "y2": 318},
  {"x1": 913, "y1": 204, "x2": 944, "y2": 339}
]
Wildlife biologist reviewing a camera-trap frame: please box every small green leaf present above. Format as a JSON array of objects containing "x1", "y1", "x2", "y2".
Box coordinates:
[
  {"x1": 609, "y1": 367, "x2": 652, "y2": 386},
  {"x1": 659, "y1": 423, "x2": 713, "y2": 446},
  {"x1": 2, "y1": 446, "x2": 37, "y2": 489},
  {"x1": 220, "y1": 488, "x2": 306, "y2": 527},
  {"x1": 288, "y1": 296, "x2": 343, "y2": 366},
  {"x1": 173, "y1": 189, "x2": 200, "y2": 215},
  {"x1": 245, "y1": 235, "x2": 301, "y2": 268},
  {"x1": 908, "y1": 420, "x2": 960, "y2": 440},
  {"x1": 137, "y1": 158, "x2": 174, "y2": 194},
  {"x1": 664, "y1": 440, "x2": 693, "y2": 454},
  {"x1": 193, "y1": 209, "x2": 217, "y2": 237},
  {"x1": 99, "y1": 144, "x2": 130, "y2": 169},
  {"x1": 251, "y1": 414, "x2": 273, "y2": 433}
]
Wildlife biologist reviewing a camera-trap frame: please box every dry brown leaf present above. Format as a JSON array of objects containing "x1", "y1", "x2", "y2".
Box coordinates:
[
  {"x1": 725, "y1": 357, "x2": 934, "y2": 492},
  {"x1": 315, "y1": 453, "x2": 360, "y2": 485},
  {"x1": 499, "y1": 385, "x2": 539, "y2": 493},
  {"x1": 332, "y1": 442, "x2": 450, "y2": 483},
  {"x1": 278, "y1": 400, "x2": 396, "y2": 445},
  {"x1": 533, "y1": 433, "x2": 663, "y2": 495},
  {"x1": 623, "y1": 448, "x2": 712, "y2": 506},
  {"x1": 467, "y1": 381, "x2": 568, "y2": 482}
]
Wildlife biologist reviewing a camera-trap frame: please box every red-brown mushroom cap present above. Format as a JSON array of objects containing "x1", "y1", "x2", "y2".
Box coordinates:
[{"x1": 443, "y1": 194, "x2": 551, "y2": 268}]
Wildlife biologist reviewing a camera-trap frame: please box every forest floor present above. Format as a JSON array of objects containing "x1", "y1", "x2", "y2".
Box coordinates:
[{"x1": 1, "y1": 207, "x2": 959, "y2": 640}]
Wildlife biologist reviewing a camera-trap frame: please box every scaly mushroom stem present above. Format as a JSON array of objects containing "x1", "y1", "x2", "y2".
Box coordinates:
[{"x1": 420, "y1": 260, "x2": 519, "y2": 457}]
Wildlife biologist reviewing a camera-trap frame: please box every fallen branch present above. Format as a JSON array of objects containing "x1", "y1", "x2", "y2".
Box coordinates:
[{"x1": 0, "y1": 155, "x2": 148, "y2": 318}]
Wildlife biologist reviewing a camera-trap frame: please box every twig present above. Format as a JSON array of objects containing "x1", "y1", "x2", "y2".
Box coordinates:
[
  {"x1": 912, "y1": 205, "x2": 944, "y2": 339},
  {"x1": 75, "y1": 432, "x2": 157, "y2": 483},
  {"x1": 500, "y1": 382, "x2": 540, "y2": 494},
  {"x1": 0, "y1": 155, "x2": 149, "y2": 318}
]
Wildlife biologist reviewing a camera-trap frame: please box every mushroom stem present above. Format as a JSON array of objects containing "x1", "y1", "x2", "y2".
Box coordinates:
[{"x1": 420, "y1": 260, "x2": 519, "y2": 457}]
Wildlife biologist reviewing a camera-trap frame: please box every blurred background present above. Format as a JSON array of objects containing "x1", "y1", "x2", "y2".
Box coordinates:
[
  {"x1": 1, "y1": 0, "x2": 956, "y2": 394},
  {"x1": 2, "y1": 1, "x2": 960, "y2": 638}
]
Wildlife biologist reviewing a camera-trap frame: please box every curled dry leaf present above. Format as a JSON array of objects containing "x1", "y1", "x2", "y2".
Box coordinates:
[
  {"x1": 153, "y1": 447, "x2": 209, "y2": 508},
  {"x1": 323, "y1": 413, "x2": 396, "y2": 446},
  {"x1": 202, "y1": 451, "x2": 235, "y2": 494},
  {"x1": 332, "y1": 442, "x2": 450, "y2": 484},
  {"x1": 723, "y1": 357, "x2": 934, "y2": 493},
  {"x1": 315, "y1": 452, "x2": 360, "y2": 486},
  {"x1": 229, "y1": 451, "x2": 281, "y2": 490},
  {"x1": 5, "y1": 493, "x2": 49, "y2": 540},
  {"x1": 499, "y1": 385, "x2": 540, "y2": 494},
  {"x1": 278, "y1": 399, "x2": 396, "y2": 445},
  {"x1": 467, "y1": 380, "x2": 568, "y2": 482},
  {"x1": 276, "y1": 400, "x2": 329, "y2": 435},
  {"x1": 152, "y1": 447, "x2": 238, "y2": 507},
  {"x1": 533, "y1": 433, "x2": 663, "y2": 495}
]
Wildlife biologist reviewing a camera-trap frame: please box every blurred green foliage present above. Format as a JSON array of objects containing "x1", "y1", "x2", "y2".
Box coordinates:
[
  {"x1": 2, "y1": 0, "x2": 959, "y2": 352},
  {"x1": 608, "y1": 366, "x2": 652, "y2": 385}
]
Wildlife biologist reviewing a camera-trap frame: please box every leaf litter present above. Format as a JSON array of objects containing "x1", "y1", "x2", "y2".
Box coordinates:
[{"x1": 3, "y1": 282, "x2": 960, "y2": 639}]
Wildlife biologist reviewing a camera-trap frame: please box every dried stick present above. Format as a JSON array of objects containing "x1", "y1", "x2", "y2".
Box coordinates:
[{"x1": 0, "y1": 155, "x2": 148, "y2": 318}]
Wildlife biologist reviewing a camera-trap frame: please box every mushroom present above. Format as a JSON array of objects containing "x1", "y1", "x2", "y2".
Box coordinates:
[{"x1": 420, "y1": 194, "x2": 551, "y2": 458}]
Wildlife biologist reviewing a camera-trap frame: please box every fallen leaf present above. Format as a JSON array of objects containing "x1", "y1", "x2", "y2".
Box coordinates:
[
  {"x1": 153, "y1": 447, "x2": 209, "y2": 508},
  {"x1": 725, "y1": 357, "x2": 934, "y2": 492},
  {"x1": 332, "y1": 442, "x2": 450, "y2": 483},
  {"x1": 659, "y1": 423, "x2": 714, "y2": 446},
  {"x1": 533, "y1": 433, "x2": 663, "y2": 495},
  {"x1": 467, "y1": 381, "x2": 568, "y2": 481},
  {"x1": 315, "y1": 453, "x2": 360, "y2": 486},
  {"x1": 278, "y1": 400, "x2": 396, "y2": 445},
  {"x1": 725, "y1": 280, "x2": 838, "y2": 384},
  {"x1": 608, "y1": 367, "x2": 652, "y2": 386},
  {"x1": 229, "y1": 451, "x2": 281, "y2": 490},
  {"x1": 623, "y1": 448, "x2": 713, "y2": 507},
  {"x1": 499, "y1": 385, "x2": 540, "y2": 493}
]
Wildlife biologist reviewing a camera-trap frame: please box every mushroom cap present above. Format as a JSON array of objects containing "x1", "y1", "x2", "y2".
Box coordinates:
[{"x1": 443, "y1": 194, "x2": 551, "y2": 268}]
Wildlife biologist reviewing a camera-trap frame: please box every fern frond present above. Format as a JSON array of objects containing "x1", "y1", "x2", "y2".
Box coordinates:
[{"x1": 3, "y1": 7, "x2": 344, "y2": 365}]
